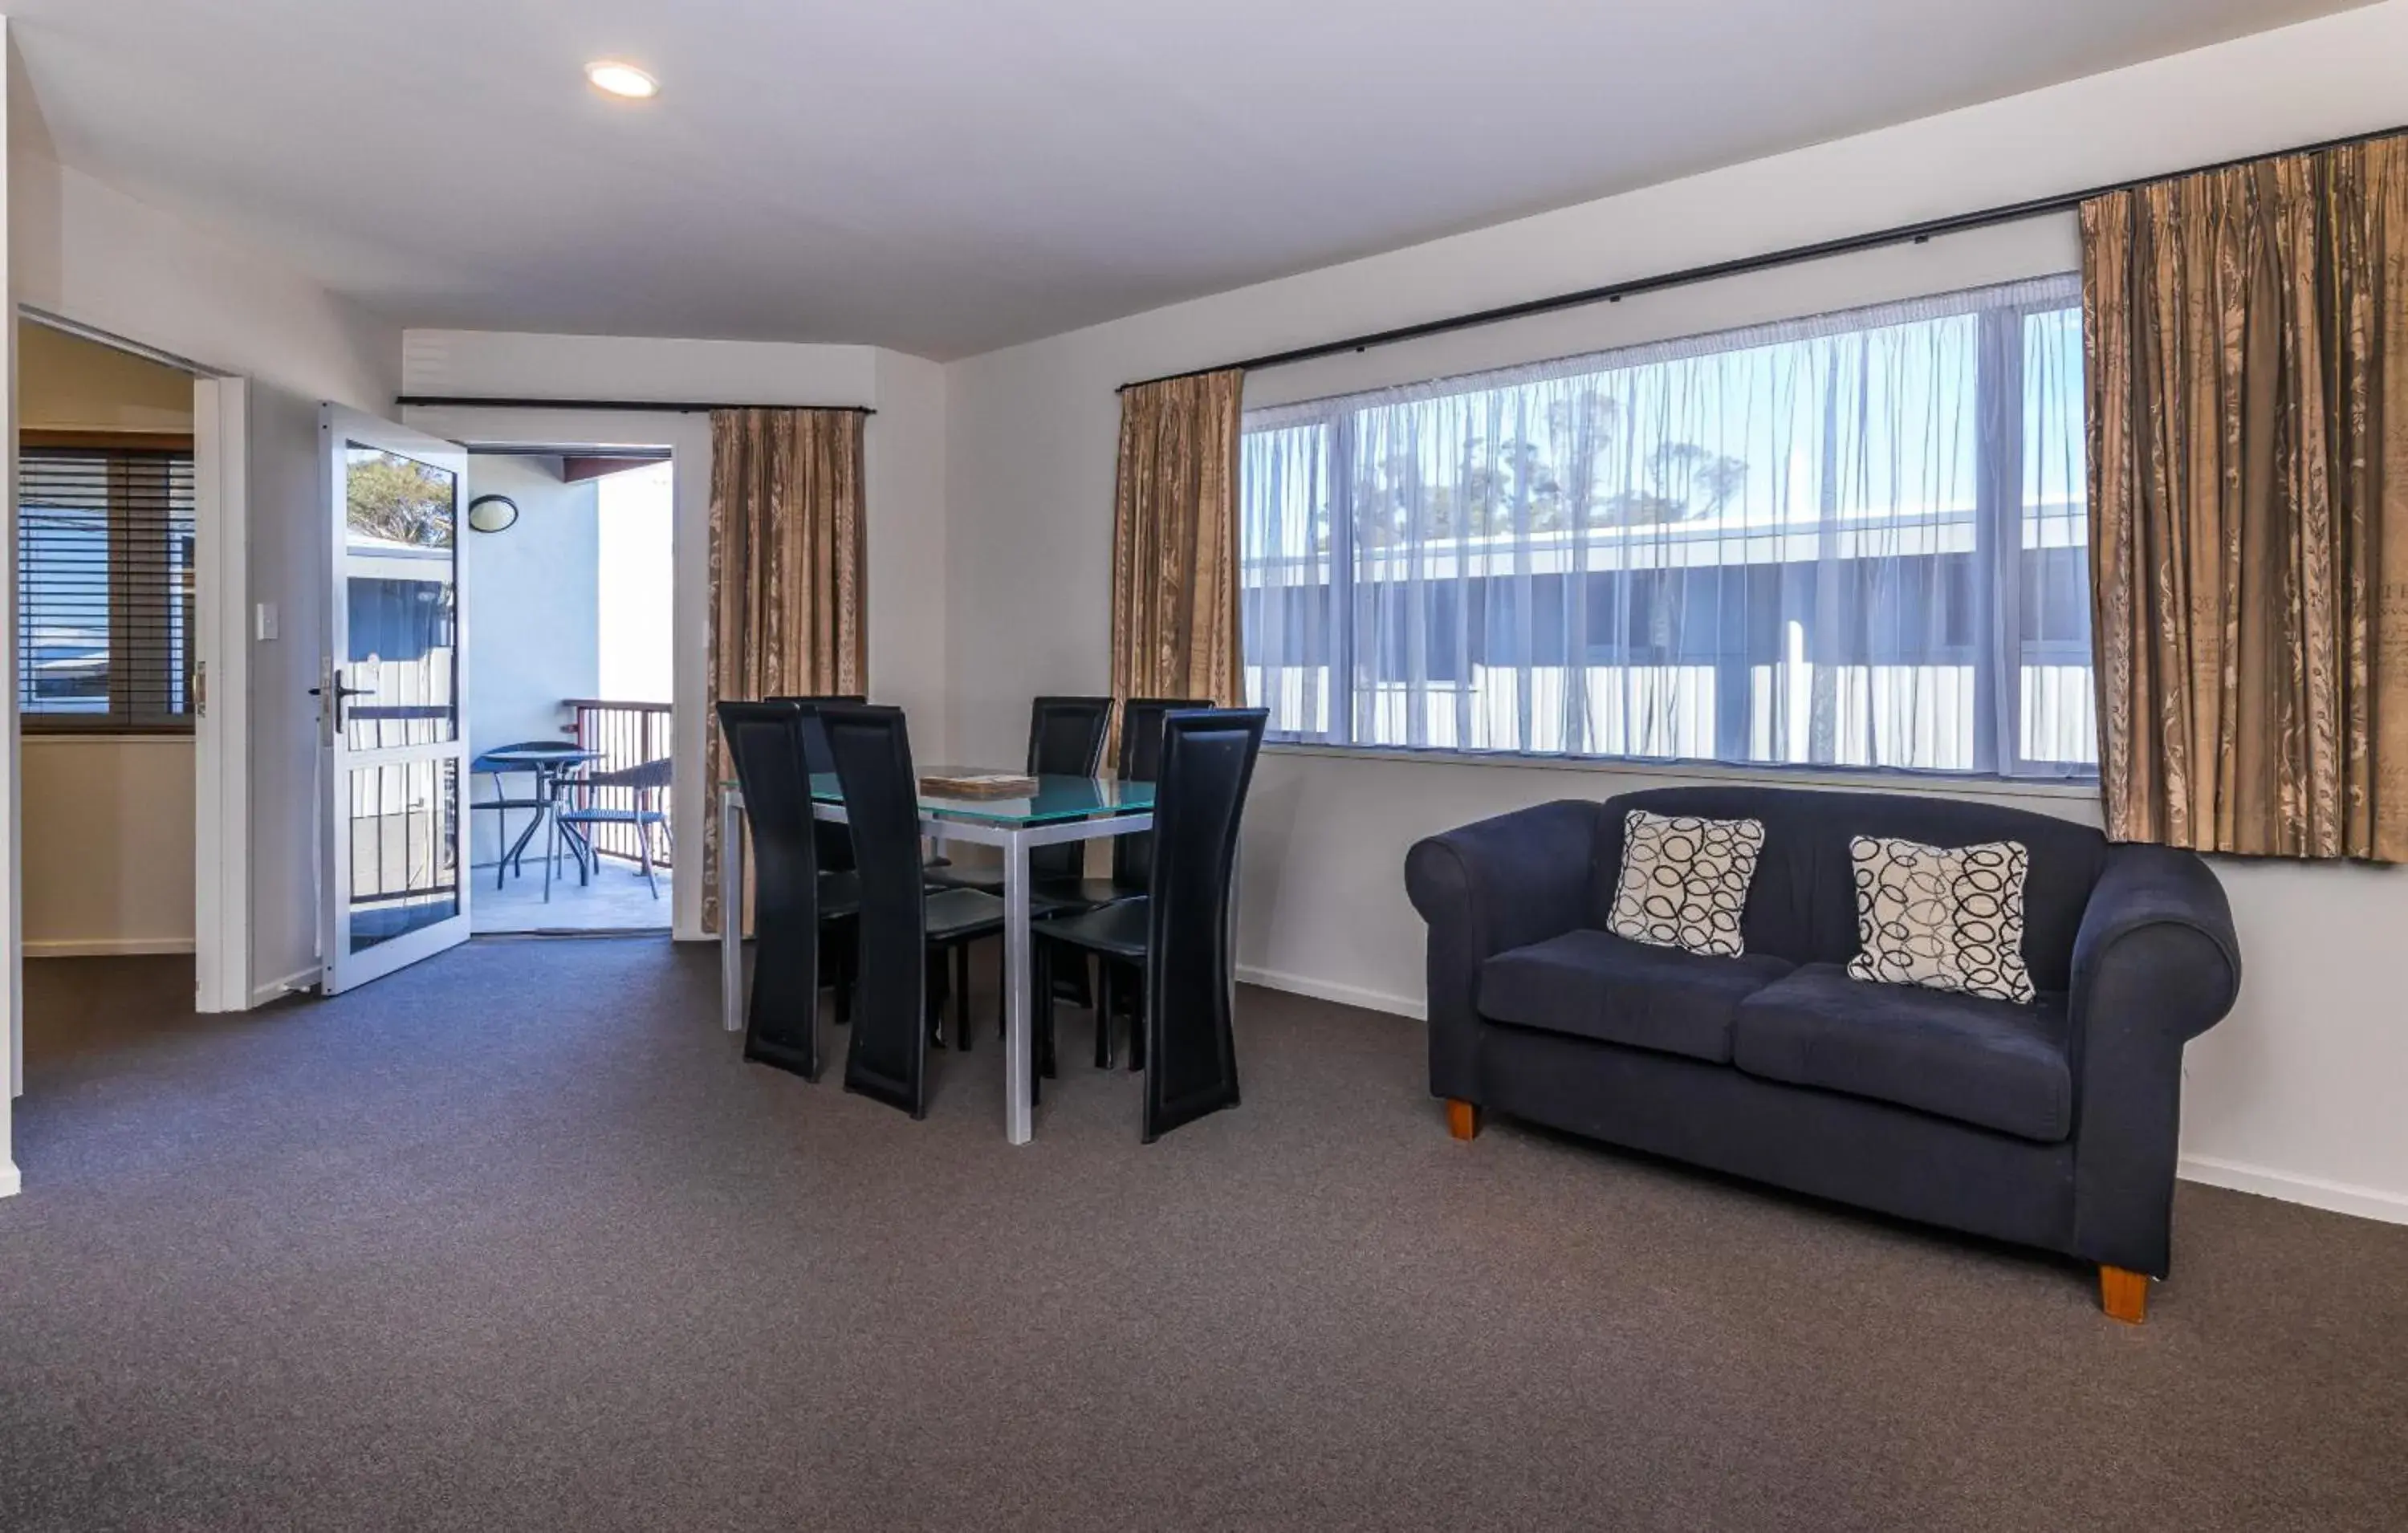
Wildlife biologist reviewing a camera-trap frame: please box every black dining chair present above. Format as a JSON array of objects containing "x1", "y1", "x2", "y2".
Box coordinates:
[
  {"x1": 1021, "y1": 696, "x2": 1212, "y2": 917},
  {"x1": 1048, "y1": 697, "x2": 1213, "y2": 1065},
  {"x1": 929, "y1": 695, "x2": 1115, "y2": 898},
  {"x1": 820, "y1": 702, "x2": 1008, "y2": 1118},
  {"x1": 775, "y1": 693, "x2": 989, "y2": 1037},
  {"x1": 1026, "y1": 694, "x2": 1113, "y2": 878},
  {"x1": 933, "y1": 694, "x2": 1121, "y2": 1019},
  {"x1": 717, "y1": 701, "x2": 860, "y2": 1080},
  {"x1": 766, "y1": 694, "x2": 866, "y2": 877},
  {"x1": 1031, "y1": 708, "x2": 1267, "y2": 1140},
  {"x1": 551, "y1": 756, "x2": 674, "y2": 897}
]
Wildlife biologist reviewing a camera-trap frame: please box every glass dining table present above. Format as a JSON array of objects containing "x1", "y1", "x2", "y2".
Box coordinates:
[{"x1": 719, "y1": 769, "x2": 1157, "y2": 1144}]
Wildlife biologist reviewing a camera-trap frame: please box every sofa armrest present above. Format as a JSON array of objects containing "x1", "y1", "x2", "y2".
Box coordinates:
[
  {"x1": 2066, "y1": 843, "x2": 2243, "y2": 1276},
  {"x1": 2071, "y1": 843, "x2": 2241, "y2": 1043},
  {"x1": 1405, "y1": 799, "x2": 1601, "y2": 1101}
]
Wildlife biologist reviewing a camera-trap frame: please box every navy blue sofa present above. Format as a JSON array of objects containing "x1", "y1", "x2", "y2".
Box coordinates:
[{"x1": 1404, "y1": 786, "x2": 2240, "y2": 1322}]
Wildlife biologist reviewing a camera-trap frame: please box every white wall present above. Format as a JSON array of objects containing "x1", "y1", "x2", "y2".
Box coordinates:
[
  {"x1": 400, "y1": 331, "x2": 875, "y2": 411},
  {"x1": 868, "y1": 349, "x2": 950, "y2": 759},
  {"x1": 462, "y1": 454, "x2": 598, "y2": 866},
  {"x1": 13, "y1": 151, "x2": 396, "y2": 411},
  {"x1": 240, "y1": 380, "x2": 324, "y2": 1003},
  {"x1": 401, "y1": 331, "x2": 951, "y2": 939},
  {"x1": 942, "y1": 1, "x2": 2408, "y2": 1222}
]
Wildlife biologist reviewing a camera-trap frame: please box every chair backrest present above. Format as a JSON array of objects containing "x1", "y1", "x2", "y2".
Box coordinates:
[
  {"x1": 818, "y1": 702, "x2": 929, "y2": 1116},
  {"x1": 768, "y1": 693, "x2": 866, "y2": 872},
  {"x1": 715, "y1": 702, "x2": 824, "y2": 1072},
  {"x1": 714, "y1": 707, "x2": 813, "y2": 899},
  {"x1": 582, "y1": 755, "x2": 673, "y2": 792},
  {"x1": 1027, "y1": 696, "x2": 1113, "y2": 880},
  {"x1": 1027, "y1": 696, "x2": 1113, "y2": 776},
  {"x1": 766, "y1": 694, "x2": 865, "y2": 775},
  {"x1": 564, "y1": 755, "x2": 672, "y2": 821},
  {"x1": 1112, "y1": 697, "x2": 1212, "y2": 888},
  {"x1": 1141, "y1": 707, "x2": 1267, "y2": 1141}
]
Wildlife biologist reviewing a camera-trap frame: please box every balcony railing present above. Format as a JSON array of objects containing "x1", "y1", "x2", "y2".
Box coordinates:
[{"x1": 565, "y1": 698, "x2": 673, "y2": 868}]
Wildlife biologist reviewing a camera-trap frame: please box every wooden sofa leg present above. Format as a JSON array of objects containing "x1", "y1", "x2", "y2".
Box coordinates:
[
  {"x1": 1445, "y1": 1100, "x2": 1482, "y2": 1141},
  {"x1": 2098, "y1": 1266, "x2": 2150, "y2": 1324}
]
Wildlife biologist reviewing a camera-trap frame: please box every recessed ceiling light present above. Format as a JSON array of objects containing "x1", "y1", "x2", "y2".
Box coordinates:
[{"x1": 586, "y1": 61, "x2": 658, "y2": 100}]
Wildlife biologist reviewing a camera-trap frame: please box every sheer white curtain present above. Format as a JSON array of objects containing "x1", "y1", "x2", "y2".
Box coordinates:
[{"x1": 1239, "y1": 274, "x2": 2093, "y2": 779}]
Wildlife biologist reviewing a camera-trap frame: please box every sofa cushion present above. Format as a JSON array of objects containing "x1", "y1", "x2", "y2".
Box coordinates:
[
  {"x1": 1605, "y1": 809, "x2": 1767, "y2": 958},
  {"x1": 1847, "y1": 836, "x2": 2036, "y2": 1003},
  {"x1": 1479, "y1": 929, "x2": 1793, "y2": 1063},
  {"x1": 1732, "y1": 963, "x2": 2072, "y2": 1142},
  {"x1": 1588, "y1": 786, "x2": 2109, "y2": 990}
]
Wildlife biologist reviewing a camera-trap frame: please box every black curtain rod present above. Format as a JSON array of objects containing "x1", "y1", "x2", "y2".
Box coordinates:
[
  {"x1": 1120, "y1": 120, "x2": 2408, "y2": 393},
  {"x1": 394, "y1": 395, "x2": 875, "y2": 416}
]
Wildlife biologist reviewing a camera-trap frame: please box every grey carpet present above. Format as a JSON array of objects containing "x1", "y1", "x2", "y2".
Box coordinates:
[{"x1": 2, "y1": 942, "x2": 2404, "y2": 1532}]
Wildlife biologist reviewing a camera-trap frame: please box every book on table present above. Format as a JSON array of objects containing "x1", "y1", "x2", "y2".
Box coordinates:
[{"x1": 918, "y1": 771, "x2": 1038, "y2": 799}]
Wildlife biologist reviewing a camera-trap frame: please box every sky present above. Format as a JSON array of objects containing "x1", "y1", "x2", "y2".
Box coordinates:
[{"x1": 596, "y1": 462, "x2": 673, "y2": 703}]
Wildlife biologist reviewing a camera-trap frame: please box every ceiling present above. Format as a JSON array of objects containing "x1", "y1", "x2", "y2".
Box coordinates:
[{"x1": 6, "y1": 0, "x2": 2369, "y2": 360}]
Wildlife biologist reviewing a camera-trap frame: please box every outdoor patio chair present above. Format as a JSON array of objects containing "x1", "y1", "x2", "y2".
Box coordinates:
[{"x1": 550, "y1": 756, "x2": 674, "y2": 899}]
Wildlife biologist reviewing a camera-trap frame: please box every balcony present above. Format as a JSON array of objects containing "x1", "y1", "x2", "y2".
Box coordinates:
[
  {"x1": 462, "y1": 451, "x2": 672, "y2": 934},
  {"x1": 470, "y1": 697, "x2": 672, "y2": 935}
]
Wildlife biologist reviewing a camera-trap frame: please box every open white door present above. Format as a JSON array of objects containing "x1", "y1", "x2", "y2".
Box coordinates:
[
  {"x1": 192, "y1": 377, "x2": 250, "y2": 1012},
  {"x1": 319, "y1": 407, "x2": 470, "y2": 993}
]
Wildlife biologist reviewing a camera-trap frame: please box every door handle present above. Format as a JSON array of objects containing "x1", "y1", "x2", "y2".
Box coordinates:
[{"x1": 309, "y1": 673, "x2": 372, "y2": 731}]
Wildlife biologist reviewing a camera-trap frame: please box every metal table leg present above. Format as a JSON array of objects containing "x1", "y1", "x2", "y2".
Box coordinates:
[
  {"x1": 1003, "y1": 826, "x2": 1032, "y2": 1145},
  {"x1": 498, "y1": 768, "x2": 551, "y2": 879},
  {"x1": 721, "y1": 790, "x2": 745, "y2": 1033}
]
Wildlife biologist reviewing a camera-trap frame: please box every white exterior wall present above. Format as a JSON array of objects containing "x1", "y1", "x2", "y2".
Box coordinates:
[{"x1": 461, "y1": 455, "x2": 599, "y2": 867}]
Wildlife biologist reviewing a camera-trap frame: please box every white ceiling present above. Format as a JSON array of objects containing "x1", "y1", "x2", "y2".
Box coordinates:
[{"x1": 6, "y1": 0, "x2": 2369, "y2": 360}]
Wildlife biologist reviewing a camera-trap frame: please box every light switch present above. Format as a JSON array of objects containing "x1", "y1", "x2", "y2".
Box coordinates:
[{"x1": 255, "y1": 603, "x2": 279, "y2": 641}]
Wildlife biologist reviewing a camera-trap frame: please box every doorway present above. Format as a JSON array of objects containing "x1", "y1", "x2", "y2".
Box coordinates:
[
  {"x1": 386, "y1": 403, "x2": 712, "y2": 946},
  {"x1": 15, "y1": 319, "x2": 204, "y2": 1028},
  {"x1": 462, "y1": 449, "x2": 676, "y2": 936}
]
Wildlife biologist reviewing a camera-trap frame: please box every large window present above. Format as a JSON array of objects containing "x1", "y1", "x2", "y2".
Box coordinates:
[
  {"x1": 1239, "y1": 275, "x2": 2094, "y2": 780},
  {"x1": 17, "y1": 443, "x2": 198, "y2": 732}
]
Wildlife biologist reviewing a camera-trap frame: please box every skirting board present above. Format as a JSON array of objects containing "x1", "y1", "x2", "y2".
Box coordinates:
[
  {"x1": 25, "y1": 937, "x2": 196, "y2": 958},
  {"x1": 1236, "y1": 964, "x2": 1426, "y2": 1021},
  {"x1": 1234, "y1": 964, "x2": 2408, "y2": 1226},
  {"x1": 2178, "y1": 1155, "x2": 2408, "y2": 1227}
]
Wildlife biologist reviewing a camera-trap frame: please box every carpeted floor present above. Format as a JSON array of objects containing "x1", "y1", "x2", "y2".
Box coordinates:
[{"x1": 2, "y1": 942, "x2": 2404, "y2": 1531}]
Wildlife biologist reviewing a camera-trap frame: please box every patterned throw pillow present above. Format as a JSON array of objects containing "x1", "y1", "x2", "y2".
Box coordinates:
[
  {"x1": 1846, "y1": 836, "x2": 2036, "y2": 1003},
  {"x1": 1606, "y1": 810, "x2": 1766, "y2": 958}
]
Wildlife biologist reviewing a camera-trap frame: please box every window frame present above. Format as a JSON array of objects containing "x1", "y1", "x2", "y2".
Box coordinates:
[
  {"x1": 17, "y1": 432, "x2": 200, "y2": 738},
  {"x1": 1237, "y1": 281, "x2": 2098, "y2": 787}
]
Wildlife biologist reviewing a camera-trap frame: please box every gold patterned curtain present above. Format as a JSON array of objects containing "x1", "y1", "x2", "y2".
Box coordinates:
[
  {"x1": 2083, "y1": 134, "x2": 2408, "y2": 862},
  {"x1": 702, "y1": 408, "x2": 868, "y2": 933},
  {"x1": 1110, "y1": 371, "x2": 1245, "y2": 737}
]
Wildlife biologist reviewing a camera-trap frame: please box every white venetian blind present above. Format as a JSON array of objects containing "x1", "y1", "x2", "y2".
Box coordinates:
[{"x1": 17, "y1": 444, "x2": 198, "y2": 731}]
